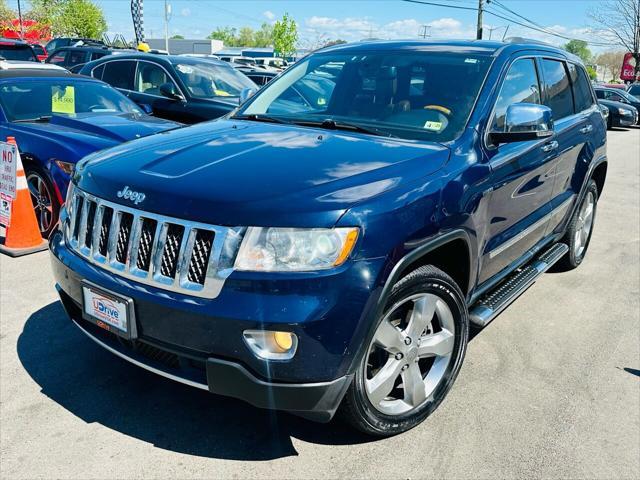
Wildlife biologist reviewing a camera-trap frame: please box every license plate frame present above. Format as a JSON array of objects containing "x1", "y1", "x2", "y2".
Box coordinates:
[{"x1": 81, "y1": 281, "x2": 138, "y2": 340}]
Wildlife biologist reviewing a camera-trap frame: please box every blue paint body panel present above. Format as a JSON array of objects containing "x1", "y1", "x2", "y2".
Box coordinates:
[{"x1": 50, "y1": 41, "x2": 607, "y2": 414}]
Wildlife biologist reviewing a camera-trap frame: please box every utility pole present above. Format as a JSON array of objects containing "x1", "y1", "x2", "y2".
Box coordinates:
[
  {"x1": 419, "y1": 25, "x2": 431, "y2": 39},
  {"x1": 476, "y1": 0, "x2": 484, "y2": 40},
  {"x1": 16, "y1": 0, "x2": 24, "y2": 40},
  {"x1": 164, "y1": 0, "x2": 171, "y2": 53}
]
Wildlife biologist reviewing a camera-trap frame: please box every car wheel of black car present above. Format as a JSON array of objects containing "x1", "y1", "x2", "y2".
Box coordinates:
[
  {"x1": 558, "y1": 180, "x2": 598, "y2": 270},
  {"x1": 340, "y1": 265, "x2": 468, "y2": 436},
  {"x1": 26, "y1": 167, "x2": 60, "y2": 238}
]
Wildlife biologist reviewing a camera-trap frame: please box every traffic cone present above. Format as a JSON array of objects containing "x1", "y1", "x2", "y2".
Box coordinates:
[{"x1": 0, "y1": 137, "x2": 48, "y2": 257}]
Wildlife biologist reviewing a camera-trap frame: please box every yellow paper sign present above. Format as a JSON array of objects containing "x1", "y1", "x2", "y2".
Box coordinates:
[{"x1": 52, "y1": 86, "x2": 75, "y2": 114}]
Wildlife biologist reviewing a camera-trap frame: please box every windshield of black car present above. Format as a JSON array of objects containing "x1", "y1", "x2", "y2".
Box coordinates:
[
  {"x1": 0, "y1": 45, "x2": 37, "y2": 61},
  {"x1": 238, "y1": 51, "x2": 493, "y2": 141},
  {"x1": 173, "y1": 62, "x2": 256, "y2": 98},
  {"x1": 0, "y1": 80, "x2": 144, "y2": 122}
]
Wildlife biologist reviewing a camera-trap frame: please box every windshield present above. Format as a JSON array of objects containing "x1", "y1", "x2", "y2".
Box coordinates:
[
  {"x1": 0, "y1": 45, "x2": 37, "y2": 61},
  {"x1": 628, "y1": 84, "x2": 640, "y2": 99},
  {"x1": 238, "y1": 50, "x2": 493, "y2": 141},
  {"x1": 618, "y1": 88, "x2": 639, "y2": 102},
  {"x1": 173, "y1": 62, "x2": 256, "y2": 98},
  {"x1": 0, "y1": 80, "x2": 143, "y2": 122}
]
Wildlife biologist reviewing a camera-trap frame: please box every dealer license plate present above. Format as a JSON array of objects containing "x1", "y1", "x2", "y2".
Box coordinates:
[{"x1": 82, "y1": 282, "x2": 137, "y2": 339}]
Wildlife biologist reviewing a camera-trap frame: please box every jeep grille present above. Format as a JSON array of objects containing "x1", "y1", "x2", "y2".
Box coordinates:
[{"x1": 65, "y1": 187, "x2": 240, "y2": 298}]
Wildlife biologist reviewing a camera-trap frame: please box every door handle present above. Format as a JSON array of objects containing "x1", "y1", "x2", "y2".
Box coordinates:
[
  {"x1": 541, "y1": 140, "x2": 559, "y2": 153},
  {"x1": 580, "y1": 124, "x2": 593, "y2": 134}
]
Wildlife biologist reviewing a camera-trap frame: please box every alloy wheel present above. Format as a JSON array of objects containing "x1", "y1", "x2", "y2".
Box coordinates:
[
  {"x1": 574, "y1": 191, "x2": 595, "y2": 259},
  {"x1": 26, "y1": 172, "x2": 54, "y2": 235},
  {"x1": 364, "y1": 293, "x2": 455, "y2": 416}
]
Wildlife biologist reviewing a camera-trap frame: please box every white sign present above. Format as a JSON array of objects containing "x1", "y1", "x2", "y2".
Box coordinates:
[
  {"x1": 82, "y1": 287, "x2": 129, "y2": 333},
  {"x1": 0, "y1": 195, "x2": 11, "y2": 227},
  {"x1": 0, "y1": 142, "x2": 17, "y2": 200}
]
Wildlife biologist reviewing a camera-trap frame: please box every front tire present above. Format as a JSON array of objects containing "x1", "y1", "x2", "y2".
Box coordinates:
[
  {"x1": 340, "y1": 265, "x2": 468, "y2": 436},
  {"x1": 25, "y1": 166, "x2": 60, "y2": 238}
]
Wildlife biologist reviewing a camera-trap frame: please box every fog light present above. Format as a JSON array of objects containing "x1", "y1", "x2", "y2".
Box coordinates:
[{"x1": 243, "y1": 330, "x2": 298, "y2": 360}]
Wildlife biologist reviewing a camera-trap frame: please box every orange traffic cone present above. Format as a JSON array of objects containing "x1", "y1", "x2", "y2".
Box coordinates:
[{"x1": 0, "y1": 137, "x2": 48, "y2": 257}]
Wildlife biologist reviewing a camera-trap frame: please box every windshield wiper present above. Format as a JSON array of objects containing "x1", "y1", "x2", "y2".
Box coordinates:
[
  {"x1": 14, "y1": 115, "x2": 51, "y2": 123},
  {"x1": 294, "y1": 118, "x2": 397, "y2": 138},
  {"x1": 231, "y1": 113, "x2": 293, "y2": 124}
]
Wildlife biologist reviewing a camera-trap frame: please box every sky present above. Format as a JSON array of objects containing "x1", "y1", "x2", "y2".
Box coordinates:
[{"x1": 8, "y1": 0, "x2": 616, "y2": 52}]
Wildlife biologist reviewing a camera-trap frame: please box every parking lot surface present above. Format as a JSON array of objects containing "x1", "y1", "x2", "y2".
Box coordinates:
[{"x1": 1, "y1": 128, "x2": 639, "y2": 479}]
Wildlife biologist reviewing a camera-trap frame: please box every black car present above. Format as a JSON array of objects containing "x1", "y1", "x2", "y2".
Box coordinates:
[
  {"x1": 45, "y1": 45, "x2": 133, "y2": 73},
  {"x1": 594, "y1": 86, "x2": 640, "y2": 123},
  {"x1": 0, "y1": 38, "x2": 38, "y2": 62},
  {"x1": 598, "y1": 99, "x2": 639, "y2": 128},
  {"x1": 45, "y1": 37, "x2": 102, "y2": 53},
  {"x1": 627, "y1": 83, "x2": 640, "y2": 99},
  {"x1": 79, "y1": 54, "x2": 257, "y2": 123},
  {"x1": 233, "y1": 65, "x2": 278, "y2": 86}
]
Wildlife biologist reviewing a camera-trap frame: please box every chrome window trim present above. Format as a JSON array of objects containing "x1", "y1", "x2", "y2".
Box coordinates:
[{"x1": 65, "y1": 187, "x2": 242, "y2": 299}]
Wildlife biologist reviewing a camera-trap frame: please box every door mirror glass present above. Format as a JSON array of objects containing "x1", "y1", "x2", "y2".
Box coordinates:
[
  {"x1": 139, "y1": 104, "x2": 153, "y2": 114},
  {"x1": 489, "y1": 103, "x2": 554, "y2": 144},
  {"x1": 159, "y1": 82, "x2": 183, "y2": 101},
  {"x1": 239, "y1": 87, "x2": 257, "y2": 104}
]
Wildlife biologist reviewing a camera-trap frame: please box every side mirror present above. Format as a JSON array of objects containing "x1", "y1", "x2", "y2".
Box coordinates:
[
  {"x1": 239, "y1": 87, "x2": 257, "y2": 104},
  {"x1": 159, "y1": 82, "x2": 184, "y2": 101},
  {"x1": 490, "y1": 103, "x2": 554, "y2": 144}
]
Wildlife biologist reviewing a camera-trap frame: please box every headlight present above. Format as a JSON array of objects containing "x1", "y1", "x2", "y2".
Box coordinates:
[
  {"x1": 235, "y1": 227, "x2": 359, "y2": 272},
  {"x1": 619, "y1": 108, "x2": 632, "y2": 116}
]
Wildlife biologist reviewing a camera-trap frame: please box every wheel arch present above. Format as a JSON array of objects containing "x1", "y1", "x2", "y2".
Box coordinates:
[{"x1": 591, "y1": 161, "x2": 607, "y2": 199}]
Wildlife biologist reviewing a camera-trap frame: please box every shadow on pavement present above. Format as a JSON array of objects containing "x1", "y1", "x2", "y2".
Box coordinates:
[{"x1": 17, "y1": 301, "x2": 374, "y2": 461}]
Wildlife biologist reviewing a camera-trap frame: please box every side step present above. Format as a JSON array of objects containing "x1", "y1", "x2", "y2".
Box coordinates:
[{"x1": 469, "y1": 243, "x2": 569, "y2": 328}]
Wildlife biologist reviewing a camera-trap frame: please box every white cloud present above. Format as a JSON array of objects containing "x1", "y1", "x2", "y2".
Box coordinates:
[
  {"x1": 263, "y1": 10, "x2": 276, "y2": 21},
  {"x1": 427, "y1": 18, "x2": 462, "y2": 30},
  {"x1": 180, "y1": 8, "x2": 191, "y2": 17}
]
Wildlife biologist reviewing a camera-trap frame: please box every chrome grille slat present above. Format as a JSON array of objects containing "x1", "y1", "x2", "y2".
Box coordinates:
[{"x1": 64, "y1": 188, "x2": 237, "y2": 299}]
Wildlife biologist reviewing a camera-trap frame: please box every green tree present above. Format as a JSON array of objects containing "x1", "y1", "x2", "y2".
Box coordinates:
[
  {"x1": 563, "y1": 39, "x2": 592, "y2": 63},
  {"x1": 253, "y1": 22, "x2": 274, "y2": 47},
  {"x1": 55, "y1": 0, "x2": 106, "y2": 38},
  {"x1": 208, "y1": 26, "x2": 239, "y2": 46},
  {"x1": 586, "y1": 65, "x2": 598, "y2": 80},
  {"x1": 170, "y1": 34, "x2": 184, "y2": 39},
  {"x1": 272, "y1": 13, "x2": 298, "y2": 59},
  {"x1": 0, "y1": 0, "x2": 16, "y2": 25},
  {"x1": 238, "y1": 26, "x2": 255, "y2": 47}
]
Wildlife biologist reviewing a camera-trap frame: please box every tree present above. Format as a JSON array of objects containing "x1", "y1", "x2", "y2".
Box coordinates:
[
  {"x1": 273, "y1": 13, "x2": 298, "y2": 59},
  {"x1": 323, "y1": 39, "x2": 347, "y2": 48},
  {"x1": 253, "y1": 22, "x2": 274, "y2": 48},
  {"x1": 563, "y1": 39, "x2": 592, "y2": 63},
  {"x1": 170, "y1": 34, "x2": 184, "y2": 39},
  {"x1": 54, "y1": 0, "x2": 106, "y2": 38},
  {"x1": 596, "y1": 50, "x2": 627, "y2": 80},
  {"x1": 586, "y1": 65, "x2": 598, "y2": 80},
  {"x1": 0, "y1": 0, "x2": 16, "y2": 25},
  {"x1": 589, "y1": 0, "x2": 640, "y2": 79},
  {"x1": 208, "y1": 26, "x2": 239, "y2": 46}
]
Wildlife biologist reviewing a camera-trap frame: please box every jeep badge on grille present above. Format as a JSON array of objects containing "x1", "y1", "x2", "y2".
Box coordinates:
[{"x1": 117, "y1": 186, "x2": 146, "y2": 205}]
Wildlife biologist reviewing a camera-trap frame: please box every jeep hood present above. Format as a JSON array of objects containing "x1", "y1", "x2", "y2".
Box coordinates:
[{"x1": 76, "y1": 119, "x2": 450, "y2": 227}]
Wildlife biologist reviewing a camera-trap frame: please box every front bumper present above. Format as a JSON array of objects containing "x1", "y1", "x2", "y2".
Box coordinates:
[{"x1": 50, "y1": 230, "x2": 385, "y2": 421}]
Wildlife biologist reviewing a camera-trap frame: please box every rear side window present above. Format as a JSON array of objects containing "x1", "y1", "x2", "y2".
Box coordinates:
[
  {"x1": 67, "y1": 50, "x2": 86, "y2": 66},
  {"x1": 568, "y1": 63, "x2": 594, "y2": 112},
  {"x1": 0, "y1": 45, "x2": 37, "y2": 61},
  {"x1": 491, "y1": 58, "x2": 541, "y2": 131},
  {"x1": 91, "y1": 51, "x2": 108, "y2": 61},
  {"x1": 92, "y1": 64, "x2": 105, "y2": 79},
  {"x1": 594, "y1": 89, "x2": 605, "y2": 99},
  {"x1": 48, "y1": 50, "x2": 66, "y2": 65},
  {"x1": 101, "y1": 61, "x2": 136, "y2": 90},
  {"x1": 541, "y1": 59, "x2": 574, "y2": 120}
]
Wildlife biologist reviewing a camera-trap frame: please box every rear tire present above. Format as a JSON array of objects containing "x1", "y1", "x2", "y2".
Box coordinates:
[
  {"x1": 558, "y1": 180, "x2": 598, "y2": 270},
  {"x1": 339, "y1": 265, "x2": 468, "y2": 436}
]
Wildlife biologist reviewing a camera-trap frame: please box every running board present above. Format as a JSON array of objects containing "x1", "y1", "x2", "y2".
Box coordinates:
[{"x1": 469, "y1": 243, "x2": 569, "y2": 328}]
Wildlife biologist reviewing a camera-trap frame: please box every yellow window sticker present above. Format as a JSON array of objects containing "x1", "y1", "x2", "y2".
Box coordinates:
[
  {"x1": 424, "y1": 120, "x2": 443, "y2": 131},
  {"x1": 214, "y1": 89, "x2": 231, "y2": 96},
  {"x1": 52, "y1": 86, "x2": 75, "y2": 114}
]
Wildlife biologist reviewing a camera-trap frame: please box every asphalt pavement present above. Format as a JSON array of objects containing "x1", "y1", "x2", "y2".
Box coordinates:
[{"x1": 1, "y1": 127, "x2": 639, "y2": 479}]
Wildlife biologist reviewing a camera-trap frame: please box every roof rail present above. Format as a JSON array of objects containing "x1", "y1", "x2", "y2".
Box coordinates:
[{"x1": 503, "y1": 36, "x2": 555, "y2": 47}]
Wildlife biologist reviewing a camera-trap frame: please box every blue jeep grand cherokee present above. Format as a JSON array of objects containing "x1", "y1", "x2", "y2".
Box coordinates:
[{"x1": 50, "y1": 40, "x2": 607, "y2": 436}]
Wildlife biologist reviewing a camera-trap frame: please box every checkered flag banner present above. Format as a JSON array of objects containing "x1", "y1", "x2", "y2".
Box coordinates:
[{"x1": 131, "y1": 0, "x2": 145, "y2": 43}]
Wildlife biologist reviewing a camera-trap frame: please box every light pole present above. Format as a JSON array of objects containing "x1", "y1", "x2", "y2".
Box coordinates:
[
  {"x1": 476, "y1": 0, "x2": 484, "y2": 40},
  {"x1": 164, "y1": 0, "x2": 171, "y2": 53},
  {"x1": 16, "y1": 0, "x2": 25, "y2": 40}
]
